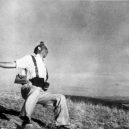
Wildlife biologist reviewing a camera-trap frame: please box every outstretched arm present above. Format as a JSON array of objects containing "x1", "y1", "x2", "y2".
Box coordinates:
[{"x1": 0, "y1": 61, "x2": 16, "y2": 68}]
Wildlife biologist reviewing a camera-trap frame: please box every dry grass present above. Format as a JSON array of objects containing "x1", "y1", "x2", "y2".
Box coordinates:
[
  {"x1": 67, "y1": 96, "x2": 129, "y2": 129},
  {"x1": 0, "y1": 91, "x2": 129, "y2": 129}
]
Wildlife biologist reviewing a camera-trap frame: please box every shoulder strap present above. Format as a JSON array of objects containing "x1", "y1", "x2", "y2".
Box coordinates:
[
  {"x1": 31, "y1": 55, "x2": 39, "y2": 78},
  {"x1": 46, "y1": 68, "x2": 48, "y2": 81}
]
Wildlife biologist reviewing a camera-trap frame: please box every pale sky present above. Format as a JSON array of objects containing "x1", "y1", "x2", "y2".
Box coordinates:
[{"x1": 0, "y1": 0, "x2": 129, "y2": 96}]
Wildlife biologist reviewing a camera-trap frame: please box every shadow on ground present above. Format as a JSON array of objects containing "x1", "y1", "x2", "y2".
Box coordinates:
[{"x1": 0, "y1": 104, "x2": 47, "y2": 128}]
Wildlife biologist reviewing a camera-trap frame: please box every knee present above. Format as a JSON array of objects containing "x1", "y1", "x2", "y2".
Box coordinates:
[
  {"x1": 56, "y1": 94, "x2": 66, "y2": 103},
  {"x1": 60, "y1": 94, "x2": 66, "y2": 100}
]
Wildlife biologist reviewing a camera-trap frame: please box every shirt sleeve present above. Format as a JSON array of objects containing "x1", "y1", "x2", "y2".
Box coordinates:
[{"x1": 15, "y1": 55, "x2": 31, "y2": 69}]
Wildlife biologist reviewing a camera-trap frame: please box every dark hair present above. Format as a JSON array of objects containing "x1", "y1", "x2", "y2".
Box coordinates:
[{"x1": 34, "y1": 41, "x2": 48, "y2": 54}]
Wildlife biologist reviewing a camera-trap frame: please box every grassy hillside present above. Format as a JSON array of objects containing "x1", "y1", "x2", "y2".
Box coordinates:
[{"x1": 0, "y1": 91, "x2": 129, "y2": 129}]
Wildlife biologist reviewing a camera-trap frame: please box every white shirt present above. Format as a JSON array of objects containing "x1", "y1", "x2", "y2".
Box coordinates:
[{"x1": 16, "y1": 54, "x2": 47, "y2": 80}]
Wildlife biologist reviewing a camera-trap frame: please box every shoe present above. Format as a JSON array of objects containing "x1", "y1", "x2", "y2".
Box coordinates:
[
  {"x1": 20, "y1": 116, "x2": 32, "y2": 126},
  {"x1": 19, "y1": 115, "x2": 33, "y2": 129}
]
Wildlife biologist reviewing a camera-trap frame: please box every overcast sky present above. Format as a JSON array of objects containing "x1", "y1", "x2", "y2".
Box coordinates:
[{"x1": 0, "y1": 0, "x2": 129, "y2": 96}]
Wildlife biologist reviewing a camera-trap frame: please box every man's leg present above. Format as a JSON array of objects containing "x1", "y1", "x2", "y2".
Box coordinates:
[
  {"x1": 20, "y1": 86, "x2": 41, "y2": 124},
  {"x1": 37, "y1": 91, "x2": 70, "y2": 127}
]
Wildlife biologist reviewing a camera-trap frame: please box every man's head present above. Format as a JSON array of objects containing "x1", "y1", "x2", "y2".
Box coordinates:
[{"x1": 34, "y1": 41, "x2": 48, "y2": 58}]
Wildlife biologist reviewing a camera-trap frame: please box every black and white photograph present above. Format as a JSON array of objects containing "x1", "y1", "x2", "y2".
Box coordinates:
[{"x1": 0, "y1": 0, "x2": 129, "y2": 129}]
